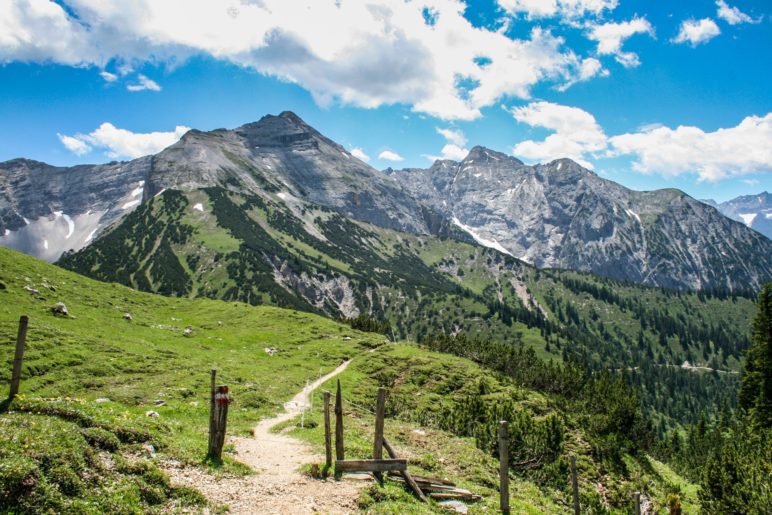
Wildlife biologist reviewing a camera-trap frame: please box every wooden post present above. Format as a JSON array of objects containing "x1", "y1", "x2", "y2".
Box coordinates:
[
  {"x1": 323, "y1": 391, "x2": 332, "y2": 469},
  {"x1": 499, "y1": 420, "x2": 510, "y2": 514},
  {"x1": 208, "y1": 383, "x2": 230, "y2": 461},
  {"x1": 373, "y1": 387, "x2": 387, "y2": 484},
  {"x1": 633, "y1": 492, "x2": 641, "y2": 515},
  {"x1": 570, "y1": 455, "x2": 580, "y2": 515},
  {"x1": 8, "y1": 315, "x2": 29, "y2": 401},
  {"x1": 383, "y1": 437, "x2": 429, "y2": 504},
  {"x1": 208, "y1": 369, "x2": 216, "y2": 449},
  {"x1": 208, "y1": 384, "x2": 230, "y2": 460},
  {"x1": 334, "y1": 379, "x2": 344, "y2": 479}
]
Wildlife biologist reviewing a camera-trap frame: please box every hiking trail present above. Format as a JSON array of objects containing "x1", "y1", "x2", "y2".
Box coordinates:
[{"x1": 164, "y1": 360, "x2": 367, "y2": 514}]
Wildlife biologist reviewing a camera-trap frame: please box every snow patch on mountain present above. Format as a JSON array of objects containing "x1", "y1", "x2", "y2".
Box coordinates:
[
  {"x1": 739, "y1": 213, "x2": 757, "y2": 226},
  {"x1": 452, "y1": 216, "x2": 513, "y2": 256},
  {"x1": 625, "y1": 208, "x2": 641, "y2": 224}
]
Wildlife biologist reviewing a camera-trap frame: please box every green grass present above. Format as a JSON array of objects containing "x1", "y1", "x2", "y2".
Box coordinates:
[
  {"x1": 0, "y1": 246, "x2": 384, "y2": 512},
  {"x1": 286, "y1": 343, "x2": 698, "y2": 514}
]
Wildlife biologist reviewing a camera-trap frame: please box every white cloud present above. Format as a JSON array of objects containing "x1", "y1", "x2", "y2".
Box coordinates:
[
  {"x1": 511, "y1": 101, "x2": 607, "y2": 169},
  {"x1": 498, "y1": 0, "x2": 618, "y2": 20},
  {"x1": 424, "y1": 143, "x2": 469, "y2": 162},
  {"x1": 350, "y1": 147, "x2": 370, "y2": 162},
  {"x1": 716, "y1": 1, "x2": 760, "y2": 25},
  {"x1": 557, "y1": 57, "x2": 608, "y2": 91},
  {"x1": 586, "y1": 17, "x2": 654, "y2": 67},
  {"x1": 423, "y1": 126, "x2": 469, "y2": 161},
  {"x1": 436, "y1": 127, "x2": 467, "y2": 147},
  {"x1": 59, "y1": 122, "x2": 190, "y2": 159},
  {"x1": 742, "y1": 178, "x2": 760, "y2": 186},
  {"x1": 673, "y1": 18, "x2": 721, "y2": 47},
  {"x1": 378, "y1": 150, "x2": 404, "y2": 162},
  {"x1": 99, "y1": 70, "x2": 118, "y2": 82},
  {"x1": 608, "y1": 113, "x2": 772, "y2": 182},
  {"x1": 126, "y1": 74, "x2": 161, "y2": 92},
  {"x1": 57, "y1": 133, "x2": 92, "y2": 155},
  {"x1": 0, "y1": 0, "x2": 601, "y2": 121}
]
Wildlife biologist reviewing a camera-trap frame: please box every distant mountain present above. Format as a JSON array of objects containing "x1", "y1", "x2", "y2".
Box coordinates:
[
  {"x1": 387, "y1": 147, "x2": 772, "y2": 291},
  {"x1": 701, "y1": 192, "x2": 772, "y2": 240}
]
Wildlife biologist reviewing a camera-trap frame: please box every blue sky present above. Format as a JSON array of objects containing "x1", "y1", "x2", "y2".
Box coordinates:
[{"x1": 0, "y1": 0, "x2": 770, "y2": 201}]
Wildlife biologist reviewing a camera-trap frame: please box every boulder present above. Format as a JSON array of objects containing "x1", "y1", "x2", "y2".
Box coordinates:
[{"x1": 51, "y1": 302, "x2": 69, "y2": 316}]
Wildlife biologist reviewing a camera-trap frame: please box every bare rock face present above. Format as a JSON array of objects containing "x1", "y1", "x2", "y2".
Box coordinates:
[
  {"x1": 146, "y1": 111, "x2": 430, "y2": 235},
  {"x1": 1, "y1": 112, "x2": 432, "y2": 262},
  {"x1": 387, "y1": 147, "x2": 772, "y2": 291},
  {"x1": 0, "y1": 157, "x2": 151, "y2": 261}
]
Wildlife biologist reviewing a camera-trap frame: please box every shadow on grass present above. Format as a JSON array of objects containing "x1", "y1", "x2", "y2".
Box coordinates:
[{"x1": 0, "y1": 397, "x2": 11, "y2": 413}]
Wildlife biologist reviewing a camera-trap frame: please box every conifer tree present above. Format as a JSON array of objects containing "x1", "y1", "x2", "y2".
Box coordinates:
[{"x1": 738, "y1": 283, "x2": 772, "y2": 428}]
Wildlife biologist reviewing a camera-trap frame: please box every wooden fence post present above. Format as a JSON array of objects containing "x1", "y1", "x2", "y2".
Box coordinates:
[
  {"x1": 208, "y1": 369, "x2": 216, "y2": 447},
  {"x1": 570, "y1": 455, "x2": 580, "y2": 515},
  {"x1": 208, "y1": 381, "x2": 230, "y2": 461},
  {"x1": 9, "y1": 315, "x2": 29, "y2": 401},
  {"x1": 633, "y1": 492, "x2": 641, "y2": 515},
  {"x1": 323, "y1": 390, "x2": 332, "y2": 469},
  {"x1": 373, "y1": 387, "x2": 387, "y2": 484},
  {"x1": 334, "y1": 379, "x2": 344, "y2": 479},
  {"x1": 499, "y1": 420, "x2": 510, "y2": 514}
]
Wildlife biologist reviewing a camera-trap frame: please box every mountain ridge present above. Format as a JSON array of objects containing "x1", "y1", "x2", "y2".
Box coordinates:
[{"x1": 2, "y1": 111, "x2": 770, "y2": 291}]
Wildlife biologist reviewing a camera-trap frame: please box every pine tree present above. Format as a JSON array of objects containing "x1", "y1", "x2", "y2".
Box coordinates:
[{"x1": 738, "y1": 283, "x2": 772, "y2": 428}]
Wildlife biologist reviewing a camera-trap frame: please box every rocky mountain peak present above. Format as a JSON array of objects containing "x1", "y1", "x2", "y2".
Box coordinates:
[{"x1": 462, "y1": 146, "x2": 522, "y2": 165}]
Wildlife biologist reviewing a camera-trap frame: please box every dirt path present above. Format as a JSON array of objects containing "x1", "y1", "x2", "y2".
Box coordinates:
[{"x1": 165, "y1": 360, "x2": 368, "y2": 514}]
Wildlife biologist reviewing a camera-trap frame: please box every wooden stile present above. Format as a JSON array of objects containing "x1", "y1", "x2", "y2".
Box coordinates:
[
  {"x1": 9, "y1": 315, "x2": 29, "y2": 401},
  {"x1": 373, "y1": 387, "x2": 387, "y2": 483},
  {"x1": 382, "y1": 437, "x2": 429, "y2": 504},
  {"x1": 499, "y1": 420, "x2": 510, "y2": 514},
  {"x1": 335, "y1": 459, "x2": 407, "y2": 473},
  {"x1": 323, "y1": 390, "x2": 332, "y2": 468}
]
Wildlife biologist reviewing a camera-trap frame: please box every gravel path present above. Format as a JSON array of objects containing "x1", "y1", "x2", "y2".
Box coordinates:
[{"x1": 165, "y1": 360, "x2": 368, "y2": 514}]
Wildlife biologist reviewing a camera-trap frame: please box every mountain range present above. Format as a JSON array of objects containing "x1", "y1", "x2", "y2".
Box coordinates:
[
  {"x1": 1, "y1": 111, "x2": 769, "y2": 293},
  {"x1": 702, "y1": 192, "x2": 772, "y2": 240}
]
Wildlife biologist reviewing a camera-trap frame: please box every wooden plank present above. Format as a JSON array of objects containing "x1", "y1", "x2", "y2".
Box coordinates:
[
  {"x1": 633, "y1": 492, "x2": 641, "y2": 515},
  {"x1": 373, "y1": 388, "x2": 387, "y2": 483},
  {"x1": 323, "y1": 391, "x2": 332, "y2": 468},
  {"x1": 570, "y1": 455, "x2": 580, "y2": 515},
  {"x1": 499, "y1": 420, "x2": 510, "y2": 514},
  {"x1": 335, "y1": 459, "x2": 407, "y2": 473},
  {"x1": 334, "y1": 379, "x2": 344, "y2": 480},
  {"x1": 428, "y1": 492, "x2": 483, "y2": 501},
  {"x1": 387, "y1": 472, "x2": 456, "y2": 487},
  {"x1": 382, "y1": 437, "x2": 430, "y2": 504},
  {"x1": 9, "y1": 315, "x2": 29, "y2": 401}
]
